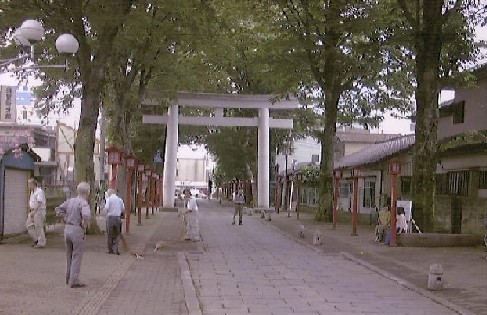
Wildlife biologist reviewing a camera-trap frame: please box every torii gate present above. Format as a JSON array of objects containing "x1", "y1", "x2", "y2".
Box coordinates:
[{"x1": 141, "y1": 91, "x2": 299, "y2": 209}]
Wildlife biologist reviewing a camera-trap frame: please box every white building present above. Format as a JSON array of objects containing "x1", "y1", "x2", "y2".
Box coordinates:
[{"x1": 175, "y1": 144, "x2": 215, "y2": 193}]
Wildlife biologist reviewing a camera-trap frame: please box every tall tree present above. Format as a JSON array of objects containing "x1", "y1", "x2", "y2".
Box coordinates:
[
  {"x1": 257, "y1": 1, "x2": 413, "y2": 220},
  {"x1": 396, "y1": 0, "x2": 480, "y2": 231},
  {"x1": 0, "y1": 0, "x2": 134, "y2": 232}
]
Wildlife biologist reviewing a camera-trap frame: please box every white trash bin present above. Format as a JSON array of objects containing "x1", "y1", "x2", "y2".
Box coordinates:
[{"x1": 427, "y1": 263, "x2": 443, "y2": 290}]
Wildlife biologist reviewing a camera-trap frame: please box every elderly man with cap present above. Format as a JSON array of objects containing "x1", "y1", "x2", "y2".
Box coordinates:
[
  {"x1": 55, "y1": 182, "x2": 92, "y2": 288},
  {"x1": 104, "y1": 188, "x2": 125, "y2": 255}
]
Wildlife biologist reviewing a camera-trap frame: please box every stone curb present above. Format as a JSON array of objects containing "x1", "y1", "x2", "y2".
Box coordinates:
[{"x1": 178, "y1": 252, "x2": 202, "y2": 315}]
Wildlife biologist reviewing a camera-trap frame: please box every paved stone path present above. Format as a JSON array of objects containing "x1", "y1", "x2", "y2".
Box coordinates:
[{"x1": 185, "y1": 203, "x2": 459, "y2": 315}]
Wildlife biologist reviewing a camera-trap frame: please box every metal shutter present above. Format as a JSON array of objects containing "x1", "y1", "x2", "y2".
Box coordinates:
[{"x1": 3, "y1": 169, "x2": 29, "y2": 235}]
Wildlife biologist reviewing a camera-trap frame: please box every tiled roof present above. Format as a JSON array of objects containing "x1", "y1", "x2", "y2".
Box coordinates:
[
  {"x1": 336, "y1": 131, "x2": 401, "y2": 143},
  {"x1": 335, "y1": 134, "x2": 415, "y2": 169}
]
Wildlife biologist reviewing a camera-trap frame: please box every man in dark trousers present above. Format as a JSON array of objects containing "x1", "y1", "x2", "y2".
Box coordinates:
[
  {"x1": 232, "y1": 189, "x2": 245, "y2": 225},
  {"x1": 104, "y1": 188, "x2": 125, "y2": 255},
  {"x1": 55, "y1": 182, "x2": 92, "y2": 288}
]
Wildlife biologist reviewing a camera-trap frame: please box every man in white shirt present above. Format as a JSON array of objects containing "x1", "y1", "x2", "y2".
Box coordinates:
[
  {"x1": 104, "y1": 188, "x2": 125, "y2": 255},
  {"x1": 26, "y1": 178, "x2": 47, "y2": 248},
  {"x1": 185, "y1": 194, "x2": 200, "y2": 242}
]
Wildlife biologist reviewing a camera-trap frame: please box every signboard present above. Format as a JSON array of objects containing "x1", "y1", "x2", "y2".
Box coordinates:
[
  {"x1": 0, "y1": 86, "x2": 17, "y2": 122},
  {"x1": 153, "y1": 150, "x2": 163, "y2": 163}
]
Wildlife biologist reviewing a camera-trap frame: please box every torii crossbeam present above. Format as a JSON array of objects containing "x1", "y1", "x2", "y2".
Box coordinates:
[{"x1": 141, "y1": 91, "x2": 299, "y2": 209}]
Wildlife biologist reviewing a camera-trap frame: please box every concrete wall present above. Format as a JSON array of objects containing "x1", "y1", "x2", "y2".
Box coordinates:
[{"x1": 438, "y1": 77, "x2": 487, "y2": 140}]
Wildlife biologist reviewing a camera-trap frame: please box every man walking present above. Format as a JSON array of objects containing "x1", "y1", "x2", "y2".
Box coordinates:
[
  {"x1": 26, "y1": 178, "x2": 47, "y2": 248},
  {"x1": 55, "y1": 182, "x2": 92, "y2": 288},
  {"x1": 232, "y1": 189, "x2": 245, "y2": 225},
  {"x1": 104, "y1": 188, "x2": 124, "y2": 255},
  {"x1": 185, "y1": 193, "x2": 200, "y2": 241}
]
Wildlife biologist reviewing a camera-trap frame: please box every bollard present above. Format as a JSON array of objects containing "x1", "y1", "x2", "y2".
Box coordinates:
[{"x1": 427, "y1": 263, "x2": 444, "y2": 291}]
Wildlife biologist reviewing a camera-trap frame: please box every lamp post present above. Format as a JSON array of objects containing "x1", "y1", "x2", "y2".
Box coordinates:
[
  {"x1": 351, "y1": 168, "x2": 362, "y2": 236},
  {"x1": 144, "y1": 167, "x2": 152, "y2": 219},
  {"x1": 333, "y1": 169, "x2": 343, "y2": 229},
  {"x1": 106, "y1": 146, "x2": 122, "y2": 189},
  {"x1": 1, "y1": 19, "x2": 79, "y2": 72},
  {"x1": 124, "y1": 154, "x2": 136, "y2": 233},
  {"x1": 388, "y1": 160, "x2": 402, "y2": 247},
  {"x1": 137, "y1": 163, "x2": 145, "y2": 225}
]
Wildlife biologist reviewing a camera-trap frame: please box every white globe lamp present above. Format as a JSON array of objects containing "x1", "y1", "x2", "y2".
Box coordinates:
[
  {"x1": 19, "y1": 19, "x2": 44, "y2": 42},
  {"x1": 55, "y1": 34, "x2": 79, "y2": 54}
]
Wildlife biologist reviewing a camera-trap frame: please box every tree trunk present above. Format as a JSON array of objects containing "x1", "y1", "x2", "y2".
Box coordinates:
[
  {"x1": 411, "y1": 1, "x2": 443, "y2": 232},
  {"x1": 316, "y1": 91, "x2": 339, "y2": 221},
  {"x1": 75, "y1": 86, "x2": 102, "y2": 234}
]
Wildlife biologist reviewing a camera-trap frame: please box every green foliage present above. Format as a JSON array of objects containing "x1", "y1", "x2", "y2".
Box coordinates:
[{"x1": 300, "y1": 165, "x2": 320, "y2": 187}]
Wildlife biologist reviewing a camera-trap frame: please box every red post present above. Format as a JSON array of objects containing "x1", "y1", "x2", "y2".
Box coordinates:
[
  {"x1": 125, "y1": 168, "x2": 132, "y2": 233},
  {"x1": 151, "y1": 174, "x2": 156, "y2": 214},
  {"x1": 388, "y1": 160, "x2": 402, "y2": 247},
  {"x1": 351, "y1": 168, "x2": 361, "y2": 236},
  {"x1": 137, "y1": 171, "x2": 143, "y2": 225},
  {"x1": 136, "y1": 163, "x2": 145, "y2": 225}
]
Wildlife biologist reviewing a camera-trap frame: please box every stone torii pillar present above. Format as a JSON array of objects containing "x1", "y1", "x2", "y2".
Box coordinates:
[
  {"x1": 258, "y1": 107, "x2": 270, "y2": 208},
  {"x1": 162, "y1": 104, "x2": 178, "y2": 210},
  {"x1": 142, "y1": 92, "x2": 299, "y2": 209}
]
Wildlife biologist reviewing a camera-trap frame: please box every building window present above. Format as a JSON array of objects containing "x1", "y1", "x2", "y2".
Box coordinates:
[
  {"x1": 362, "y1": 179, "x2": 375, "y2": 208},
  {"x1": 452, "y1": 101, "x2": 465, "y2": 124},
  {"x1": 339, "y1": 181, "x2": 351, "y2": 198},
  {"x1": 448, "y1": 171, "x2": 469, "y2": 196},
  {"x1": 22, "y1": 110, "x2": 28, "y2": 120},
  {"x1": 479, "y1": 171, "x2": 487, "y2": 189},
  {"x1": 400, "y1": 176, "x2": 411, "y2": 194}
]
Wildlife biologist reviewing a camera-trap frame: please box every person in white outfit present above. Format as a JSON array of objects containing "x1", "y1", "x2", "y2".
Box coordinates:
[
  {"x1": 185, "y1": 194, "x2": 200, "y2": 242},
  {"x1": 396, "y1": 208, "x2": 408, "y2": 234},
  {"x1": 26, "y1": 178, "x2": 47, "y2": 248}
]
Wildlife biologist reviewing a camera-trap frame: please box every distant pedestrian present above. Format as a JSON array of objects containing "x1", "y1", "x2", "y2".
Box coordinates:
[
  {"x1": 232, "y1": 189, "x2": 245, "y2": 225},
  {"x1": 183, "y1": 187, "x2": 191, "y2": 207},
  {"x1": 374, "y1": 206, "x2": 390, "y2": 242},
  {"x1": 55, "y1": 182, "x2": 92, "y2": 288},
  {"x1": 104, "y1": 188, "x2": 125, "y2": 255},
  {"x1": 25, "y1": 178, "x2": 47, "y2": 248},
  {"x1": 185, "y1": 193, "x2": 200, "y2": 241}
]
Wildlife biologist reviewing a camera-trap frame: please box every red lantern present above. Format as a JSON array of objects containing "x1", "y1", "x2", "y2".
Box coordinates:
[{"x1": 106, "y1": 146, "x2": 122, "y2": 165}]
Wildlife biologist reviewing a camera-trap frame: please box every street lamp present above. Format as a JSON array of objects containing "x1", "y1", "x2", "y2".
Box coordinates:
[
  {"x1": 124, "y1": 154, "x2": 136, "y2": 234},
  {"x1": 351, "y1": 168, "x2": 362, "y2": 236},
  {"x1": 388, "y1": 160, "x2": 402, "y2": 247},
  {"x1": 2, "y1": 19, "x2": 79, "y2": 71},
  {"x1": 333, "y1": 169, "x2": 343, "y2": 229},
  {"x1": 106, "y1": 146, "x2": 123, "y2": 189},
  {"x1": 136, "y1": 162, "x2": 145, "y2": 225}
]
